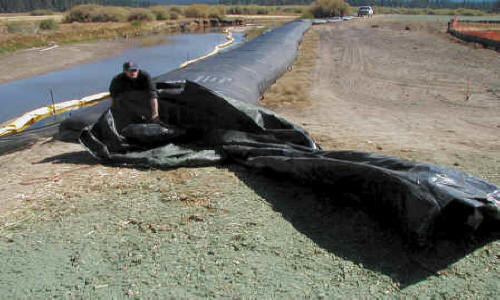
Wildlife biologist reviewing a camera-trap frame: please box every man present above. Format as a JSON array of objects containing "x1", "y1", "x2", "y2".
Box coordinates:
[{"x1": 109, "y1": 61, "x2": 159, "y2": 122}]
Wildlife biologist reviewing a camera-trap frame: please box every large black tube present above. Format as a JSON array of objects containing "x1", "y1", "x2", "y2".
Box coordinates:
[
  {"x1": 155, "y1": 20, "x2": 312, "y2": 104},
  {"x1": 0, "y1": 20, "x2": 312, "y2": 153},
  {"x1": 2, "y1": 19, "x2": 498, "y2": 246},
  {"x1": 58, "y1": 19, "x2": 312, "y2": 143}
]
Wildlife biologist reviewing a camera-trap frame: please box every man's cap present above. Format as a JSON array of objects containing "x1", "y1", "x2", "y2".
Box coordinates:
[{"x1": 123, "y1": 61, "x2": 139, "y2": 71}]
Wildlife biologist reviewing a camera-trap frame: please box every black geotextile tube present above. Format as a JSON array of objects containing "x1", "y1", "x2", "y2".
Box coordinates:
[
  {"x1": 79, "y1": 83, "x2": 317, "y2": 168},
  {"x1": 0, "y1": 20, "x2": 311, "y2": 154},
  {"x1": 0, "y1": 123, "x2": 60, "y2": 155},
  {"x1": 3, "y1": 19, "x2": 500, "y2": 245},
  {"x1": 52, "y1": 19, "x2": 312, "y2": 144},
  {"x1": 155, "y1": 19, "x2": 313, "y2": 104},
  {"x1": 0, "y1": 100, "x2": 112, "y2": 155},
  {"x1": 79, "y1": 80, "x2": 500, "y2": 246}
]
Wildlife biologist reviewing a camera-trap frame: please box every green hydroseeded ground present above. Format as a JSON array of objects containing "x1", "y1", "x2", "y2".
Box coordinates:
[{"x1": 0, "y1": 165, "x2": 498, "y2": 298}]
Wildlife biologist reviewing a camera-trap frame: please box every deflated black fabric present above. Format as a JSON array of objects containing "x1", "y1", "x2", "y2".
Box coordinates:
[
  {"x1": 3, "y1": 19, "x2": 498, "y2": 245},
  {"x1": 80, "y1": 80, "x2": 499, "y2": 245},
  {"x1": 58, "y1": 19, "x2": 313, "y2": 142},
  {"x1": 58, "y1": 100, "x2": 111, "y2": 142},
  {"x1": 224, "y1": 145, "x2": 500, "y2": 245},
  {"x1": 0, "y1": 20, "x2": 311, "y2": 154},
  {"x1": 80, "y1": 81, "x2": 317, "y2": 167},
  {"x1": 75, "y1": 19, "x2": 500, "y2": 244},
  {"x1": 121, "y1": 123, "x2": 186, "y2": 145}
]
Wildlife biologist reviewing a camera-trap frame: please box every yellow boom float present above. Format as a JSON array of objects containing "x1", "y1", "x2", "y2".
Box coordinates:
[{"x1": 0, "y1": 29, "x2": 234, "y2": 137}]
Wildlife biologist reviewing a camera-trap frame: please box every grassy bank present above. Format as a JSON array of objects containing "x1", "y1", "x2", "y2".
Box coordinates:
[
  {"x1": 0, "y1": 5, "x2": 187, "y2": 55},
  {"x1": 244, "y1": 26, "x2": 269, "y2": 40},
  {"x1": 0, "y1": 4, "x2": 305, "y2": 56},
  {"x1": 5, "y1": 3, "x2": 494, "y2": 56},
  {"x1": 0, "y1": 20, "x2": 181, "y2": 55}
]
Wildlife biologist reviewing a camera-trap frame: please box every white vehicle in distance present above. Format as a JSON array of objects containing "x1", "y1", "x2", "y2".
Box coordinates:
[{"x1": 357, "y1": 6, "x2": 374, "y2": 17}]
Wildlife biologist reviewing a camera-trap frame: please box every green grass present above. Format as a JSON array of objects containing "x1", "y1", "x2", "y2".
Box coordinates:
[
  {"x1": 39, "y1": 19, "x2": 59, "y2": 30},
  {"x1": 0, "y1": 21, "x2": 179, "y2": 55},
  {"x1": 30, "y1": 9, "x2": 54, "y2": 16},
  {"x1": 64, "y1": 5, "x2": 129, "y2": 23},
  {"x1": 244, "y1": 26, "x2": 269, "y2": 40},
  {"x1": 0, "y1": 162, "x2": 497, "y2": 298},
  {"x1": 150, "y1": 5, "x2": 169, "y2": 21},
  {"x1": 225, "y1": 5, "x2": 307, "y2": 16},
  {"x1": 128, "y1": 8, "x2": 155, "y2": 22},
  {"x1": 6, "y1": 21, "x2": 39, "y2": 33}
]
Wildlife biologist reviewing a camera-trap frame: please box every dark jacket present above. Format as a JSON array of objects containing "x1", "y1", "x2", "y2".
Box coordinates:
[{"x1": 109, "y1": 70, "x2": 157, "y2": 100}]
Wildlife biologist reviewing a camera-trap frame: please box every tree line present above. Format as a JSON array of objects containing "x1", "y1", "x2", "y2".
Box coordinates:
[
  {"x1": 218, "y1": 0, "x2": 314, "y2": 4},
  {"x1": 347, "y1": 0, "x2": 498, "y2": 9},
  {"x1": 0, "y1": 0, "x2": 150, "y2": 13},
  {"x1": 0, "y1": 0, "x2": 497, "y2": 12},
  {"x1": 219, "y1": 0, "x2": 498, "y2": 10}
]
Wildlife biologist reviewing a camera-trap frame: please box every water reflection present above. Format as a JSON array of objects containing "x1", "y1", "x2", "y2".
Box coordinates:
[{"x1": 0, "y1": 32, "x2": 245, "y2": 123}]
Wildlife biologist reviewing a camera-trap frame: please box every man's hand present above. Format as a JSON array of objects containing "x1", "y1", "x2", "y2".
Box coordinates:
[{"x1": 151, "y1": 97, "x2": 159, "y2": 120}]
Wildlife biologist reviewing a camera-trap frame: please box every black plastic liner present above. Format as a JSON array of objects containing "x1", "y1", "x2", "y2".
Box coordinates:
[
  {"x1": 155, "y1": 19, "x2": 312, "y2": 104},
  {"x1": 0, "y1": 123, "x2": 59, "y2": 155},
  {"x1": 53, "y1": 20, "x2": 312, "y2": 146},
  {"x1": 58, "y1": 100, "x2": 111, "y2": 142},
  {"x1": 225, "y1": 146, "x2": 500, "y2": 245},
  {"x1": 2, "y1": 20, "x2": 498, "y2": 245},
  {"x1": 0, "y1": 100, "x2": 112, "y2": 155},
  {"x1": 0, "y1": 20, "x2": 310, "y2": 154},
  {"x1": 80, "y1": 82, "x2": 317, "y2": 168},
  {"x1": 80, "y1": 81, "x2": 499, "y2": 245}
]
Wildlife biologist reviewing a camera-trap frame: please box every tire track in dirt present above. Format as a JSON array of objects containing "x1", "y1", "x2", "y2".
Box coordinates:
[{"x1": 277, "y1": 19, "x2": 499, "y2": 179}]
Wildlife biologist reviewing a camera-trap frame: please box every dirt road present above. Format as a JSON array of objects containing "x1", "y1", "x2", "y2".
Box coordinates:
[
  {"x1": 269, "y1": 18, "x2": 500, "y2": 185},
  {"x1": 0, "y1": 17, "x2": 498, "y2": 298},
  {"x1": 0, "y1": 13, "x2": 63, "y2": 22}
]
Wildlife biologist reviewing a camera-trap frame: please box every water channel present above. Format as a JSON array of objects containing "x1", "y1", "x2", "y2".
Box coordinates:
[{"x1": 0, "y1": 31, "x2": 245, "y2": 124}]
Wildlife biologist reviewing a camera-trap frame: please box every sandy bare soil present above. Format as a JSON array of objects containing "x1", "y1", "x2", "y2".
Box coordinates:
[
  {"x1": 269, "y1": 18, "x2": 500, "y2": 185},
  {"x1": 0, "y1": 14, "x2": 63, "y2": 22},
  {"x1": 0, "y1": 17, "x2": 498, "y2": 298}
]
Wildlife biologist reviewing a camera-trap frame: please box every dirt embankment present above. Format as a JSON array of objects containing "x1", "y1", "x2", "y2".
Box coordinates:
[
  {"x1": 0, "y1": 39, "x2": 133, "y2": 84},
  {"x1": 0, "y1": 17, "x2": 498, "y2": 298}
]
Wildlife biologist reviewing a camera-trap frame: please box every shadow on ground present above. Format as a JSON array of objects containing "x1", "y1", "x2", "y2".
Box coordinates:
[
  {"x1": 34, "y1": 150, "x2": 498, "y2": 288},
  {"x1": 36, "y1": 150, "x2": 100, "y2": 165},
  {"x1": 228, "y1": 165, "x2": 499, "y2": 288}
]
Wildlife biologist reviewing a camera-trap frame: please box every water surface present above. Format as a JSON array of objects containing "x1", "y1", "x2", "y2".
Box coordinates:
[{"x1": 0, "y1": 32, "x2": 244, "y2": 123}]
